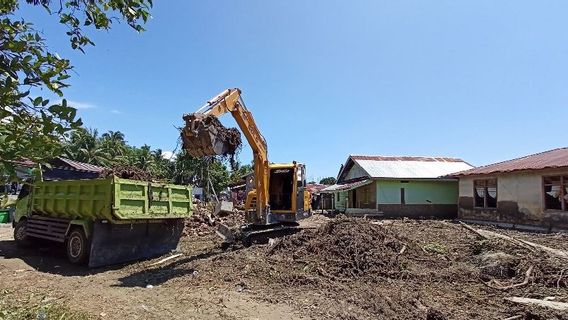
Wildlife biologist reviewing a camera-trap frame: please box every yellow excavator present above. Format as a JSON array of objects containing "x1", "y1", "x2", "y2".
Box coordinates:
[{"x1": 181, "y1": 88, "x2": 311, "y2": 245}]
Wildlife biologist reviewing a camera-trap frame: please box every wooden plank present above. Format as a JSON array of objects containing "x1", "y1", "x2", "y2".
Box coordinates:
[{"x1": 505, "y1": 297, "x2": 568, "y2": 311}]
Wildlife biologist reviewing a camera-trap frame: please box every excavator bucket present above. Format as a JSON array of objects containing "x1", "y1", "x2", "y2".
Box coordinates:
[
  {"x1": 88, "y1": 219, "x2": 184, "y2": 268},
  {"x1": 181, "y1": 114, "x2": 242, "y2": 157}
]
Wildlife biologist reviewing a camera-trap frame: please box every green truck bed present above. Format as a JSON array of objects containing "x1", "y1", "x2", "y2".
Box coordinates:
[{"x1": 30, "y1": 177, "x2": 192, "y2": 221}]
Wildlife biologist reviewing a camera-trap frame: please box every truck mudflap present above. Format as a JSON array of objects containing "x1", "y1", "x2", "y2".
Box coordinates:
[{"x1": 88, "y1": 219, "x2": 184, "y2": 268}]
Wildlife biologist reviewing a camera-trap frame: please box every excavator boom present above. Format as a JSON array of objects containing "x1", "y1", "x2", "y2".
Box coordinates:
[
  {"x1": 181, "y1": 88, "x2": 311, "y2": 245},
  {"x1": 181, "y1": 89, "x2": 270, "y2": 223}
]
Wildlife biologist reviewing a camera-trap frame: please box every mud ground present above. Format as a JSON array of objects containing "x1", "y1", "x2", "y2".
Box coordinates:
[{"x1": 1, "y1": 216, "x2": 568, "y2": 319}]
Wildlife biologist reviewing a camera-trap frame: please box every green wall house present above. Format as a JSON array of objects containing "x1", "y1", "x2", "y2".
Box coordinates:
[{"x1": 321, "y1": 155, "x2": 473, "y2": 218}]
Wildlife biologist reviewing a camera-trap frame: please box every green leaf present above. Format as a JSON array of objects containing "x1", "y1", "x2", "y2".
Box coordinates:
[{"x1": 32, "y1": 96, "x2": 42, "y2": 106}]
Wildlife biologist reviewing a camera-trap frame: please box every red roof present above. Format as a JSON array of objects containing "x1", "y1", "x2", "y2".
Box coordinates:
[
  {"x1": 351, "y1": 155, "x2": 465, "y2": 163},
  {"x1": 306, "y1": 183, "x2": 327, "y2": 193},
  {"x1": 453, "y1": 147, "x2": 568, "y2": 176}
]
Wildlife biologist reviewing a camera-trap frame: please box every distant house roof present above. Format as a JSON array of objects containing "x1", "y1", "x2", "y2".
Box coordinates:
[
  {"x1": 12, "y1": 159, "x2": 36, "y2": 168},
  {"x1": 452, "y1": 147, "x2": 568, "y2": 177},
  {"x1": 306, "y1": 183, "x2": 329, "y2": 194},
  {"x1": 53, "y1": 157, "x2": 105, "y2": 173},
  {"x1": 321, "y1": 179, "x2": 372, "y2": 193},
  {"x1": 337, "y1": 155, "x2": 473, "y2": 181}
]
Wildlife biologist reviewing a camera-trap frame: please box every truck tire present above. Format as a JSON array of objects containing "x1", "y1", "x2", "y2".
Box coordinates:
[
  {"x1": 66, "y1": 228, "x2": 89, "y2": 265},
  {"x1": 14, "y1": 220, "x2": 32, "y2": 247}
]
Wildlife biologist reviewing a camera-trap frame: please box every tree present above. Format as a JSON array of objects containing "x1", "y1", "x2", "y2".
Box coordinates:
[
  {"x1": 0, "y1": 0, "x2": 152, "y2": 177},
  {"x1": 150, "y1": 148, "x2": 174, "y2": 179},
  {"x1": 63, "y1": 128, "x2": 109, "y2": 166},
  {"x1": 228, "y1": 160, "x2": 252, "y2": 183},
  {"x1": 319, "y1": 177, "x2": 337, "y2": 185}
]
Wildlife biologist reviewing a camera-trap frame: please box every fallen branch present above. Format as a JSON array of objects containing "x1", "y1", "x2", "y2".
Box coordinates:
[
  {"x1": 459, "y1": 222, "x2": 568, "y2": 260},
  {"x1": 489, "y1": 265, "x2": 534, "y2": 290},
  {"x1": 557, "y1": 269, "x2": 566, "y2": 288},
  {"x1": 149, "y1": 253, "x2": 183, "y2": 267},
  {"x1": 502, "y1": 315, "x2": 523, "y2": 320},
  {"x1": 515, "y1": 238, "x2": 568, "y2": 260},
  {"x1": 505, "y1": 297, "x2": 568, "y2": 311},
  {"x1": 459, "y1": 221, "x2": 488, "y2": 239},
  {"x1": 398, "y1": 244, "x2": 407, "y2": 255}
]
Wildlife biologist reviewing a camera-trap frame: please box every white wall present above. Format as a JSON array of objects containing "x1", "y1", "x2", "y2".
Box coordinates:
[
  {"x1": 344, "y1": 163, "x2": 367, "y2": 181},
  {"x1": 459, "y1": 168, "x2": 568, "y2": 221}
]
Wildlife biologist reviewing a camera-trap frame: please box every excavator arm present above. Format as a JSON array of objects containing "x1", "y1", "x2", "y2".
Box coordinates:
[{"x1": 181, "y1": 88, "x2": 269, "y2": 222}]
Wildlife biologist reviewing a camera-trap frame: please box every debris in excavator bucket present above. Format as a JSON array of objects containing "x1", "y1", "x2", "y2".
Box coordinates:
[{"x1": 181, "y1": 114, "x2": 242, "y2": 157}]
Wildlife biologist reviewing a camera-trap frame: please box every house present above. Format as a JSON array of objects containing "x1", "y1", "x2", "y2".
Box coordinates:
[
  {"x1": 321, "y1": 155, "x2": 473, "y2": 218},
  {"x1": 306, "y1": 183, "x2": 334, "y2": 210},
  {"x1": 452, "y1": 147, "x2": 568, "y2": 231},
  {"x1": 43, "y1": 157, "x2": 104, "y2": 180}
]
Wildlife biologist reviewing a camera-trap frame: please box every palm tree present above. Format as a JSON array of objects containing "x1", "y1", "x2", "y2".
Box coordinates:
[
  {"x1": 63, "y1": 128, "x2": 109, "y2": 166},
  {"x1": 100, "y1": 130, "x2": 127, "y2": 161}
]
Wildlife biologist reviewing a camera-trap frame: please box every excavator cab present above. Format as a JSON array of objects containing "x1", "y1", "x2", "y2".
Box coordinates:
[{"x1": 265, "y1": 163, "x2": 310, "y2": 222}]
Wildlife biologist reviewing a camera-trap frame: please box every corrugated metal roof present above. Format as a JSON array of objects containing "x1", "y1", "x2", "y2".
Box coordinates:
[
  {"x1": 351, "y1": 156, "x2": 473, "y2": 179},
  {"x1": 56, "y1": 157, "x2": 105, "y2": 173},
  {"x1": 452, "y1": 147, "x2": 568, "y2": 176},
  {"x1": 321, "y1": 179, "x2": 372, "y2": 193},
  {"x1": 351, "y1": 155, "x2": 466, "y2": 163}
]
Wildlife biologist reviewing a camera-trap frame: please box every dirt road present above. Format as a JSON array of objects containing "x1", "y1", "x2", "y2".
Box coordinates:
[
  {"x1": 0, "y1": 225, "x2": 305, "y2": 320},
  {"x1": 1, "y1": 217, "x2": 568, "y2": 319}
]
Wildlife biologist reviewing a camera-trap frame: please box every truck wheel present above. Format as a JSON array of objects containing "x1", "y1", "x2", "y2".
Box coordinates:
[
  {"x1": 66, "y1": 228, "x2": 89, "y2": 265},
  {"x1": 14, "y1": 220, "x2": 32, "y2": 247}
]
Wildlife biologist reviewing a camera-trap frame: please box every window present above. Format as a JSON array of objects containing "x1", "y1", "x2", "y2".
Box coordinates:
[
  {"x1": 543, "y1": 176, "x2": 568, "y2": 211},
  {"x1": 474, "y1": 179, "x2": 497, "y2": 208}
]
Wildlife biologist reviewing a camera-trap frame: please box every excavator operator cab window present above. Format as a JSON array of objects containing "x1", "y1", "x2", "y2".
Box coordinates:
[{"x1": 269, "y1": 168, "x2": 294, "y2": 211}]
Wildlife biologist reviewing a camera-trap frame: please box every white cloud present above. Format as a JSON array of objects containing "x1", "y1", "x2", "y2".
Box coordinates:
[
  {"x1": 67, "y1": 101, "x2": 97, "y2": 109},
  {"x1": 110, "y1": 109, "x2": 122, "y2": 114},
  {"x1": 162, "y1": 151, "x2": 176, "y2": 161}
]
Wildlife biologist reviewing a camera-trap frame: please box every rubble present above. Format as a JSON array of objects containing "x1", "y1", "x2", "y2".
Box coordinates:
[{"x1": 183, "y1": 202, "x2": 245, "y2": 237}]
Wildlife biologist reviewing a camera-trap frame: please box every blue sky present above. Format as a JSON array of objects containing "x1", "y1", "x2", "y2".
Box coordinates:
[{"x1": 16, "y1": 1, "x2": 568, "y2": 182}]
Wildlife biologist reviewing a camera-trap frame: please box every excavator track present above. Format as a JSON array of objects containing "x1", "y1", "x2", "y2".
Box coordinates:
[
  {"x1": 241, "y1": 223, "x2": 301, "y2": 247},
  {"x1": 217, "y1": 222, "x2": 301, "y2": 247}
]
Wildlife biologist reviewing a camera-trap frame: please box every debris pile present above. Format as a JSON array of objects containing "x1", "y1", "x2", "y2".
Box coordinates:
[
  {"x1": 137, "y1": 218, "x2": 568, "y2": 319},
  {"x1": 269, "y1": 217, "x2": 408, "y2": 279},
  {"x1": 100, "y1": 165, "x2": 154, "y2": 181},
  {"x1": 462, "y1": 224, "x2": 568, "y2": 290},
  {"x1": 183, "y1": 202, "x2": 245, "y2": 237}
]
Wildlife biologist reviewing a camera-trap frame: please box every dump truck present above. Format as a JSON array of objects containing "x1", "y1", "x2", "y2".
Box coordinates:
[{"x1": 12, "y1": 176, "x2": 192, "y2": 267}]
